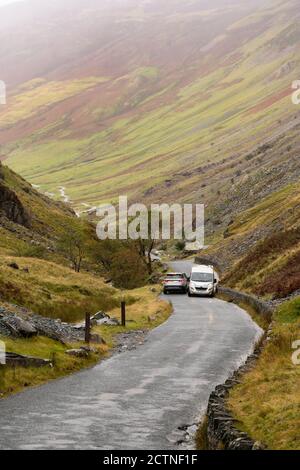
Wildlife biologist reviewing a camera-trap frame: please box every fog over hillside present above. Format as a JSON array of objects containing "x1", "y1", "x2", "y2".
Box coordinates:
[
  {"x1": 0, "y1": 0, "x2": 25, "y2": 6},
  {"x1": 0, "y1": 0, "x2": 299, "y2": 207},
  {"x1": 0, "y1": 0, "x2": 272, "y2": 87}
]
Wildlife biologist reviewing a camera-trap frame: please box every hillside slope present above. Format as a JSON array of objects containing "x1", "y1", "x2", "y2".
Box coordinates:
[
  {"x1": 193, "y1": 110, "x2": 300, "y2": 299},
  {"x1": 0, "y1": 161, "x2": 118, "y2": 319},
  {"x1": 0, "y1": 161, "x2": 87, "y2": 256},
  {"x1": 207, "y1": 180, "x2": 300, "y2": 298},
  {"x1": 0, "y1": 0, "x2": 299, "y2": 210}
]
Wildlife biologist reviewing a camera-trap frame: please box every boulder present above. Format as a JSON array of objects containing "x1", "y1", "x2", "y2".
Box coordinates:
[
  {"x1": 80, "y1": 346, "x2": 99, "y2": 354},
  {"x1": 5, "y1": 352, "x2": 51, "y2": 368},
  {"x1": 91, "y1": 311, "x2": 109, "y2": 321},
  {"x1": 96, "y1": 317, "x2": 120, "y2": 326},
  {"x1": 33, "y1": 323, "x2": 68, "y2": 344}
]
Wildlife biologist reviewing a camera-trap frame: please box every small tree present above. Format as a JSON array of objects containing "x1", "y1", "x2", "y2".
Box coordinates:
[
  {"x1": 134, "y1": 237, "x2": 156, "y2": 275},
  {"x1": 110, "y1": 247, "x2": 147, "y2": 289},
  {"x1": 92, "y1": 239, "x2": 120, "y2": 272},
  {"x1": 175, "y1": 240, "x2": 186, "y2": 251},
  {"x1": 132, "y1": 209, "x2": 159, "y2": 275},
  {"x1": 59, "y1": 225, "x2": 87, "y2": 272},
  {"x1": 92, "y1": 239, "x2": 148, "y2": 288}
]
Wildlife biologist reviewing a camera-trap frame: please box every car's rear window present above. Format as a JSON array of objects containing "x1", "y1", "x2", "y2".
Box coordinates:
[{"x1": 166, "y1": 274, "x2": 183, "y2": 279}]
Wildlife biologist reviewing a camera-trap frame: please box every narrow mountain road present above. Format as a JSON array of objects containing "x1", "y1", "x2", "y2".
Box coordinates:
[{"x1": 0, "y1": 261, "x2": 262, "y2": 450}]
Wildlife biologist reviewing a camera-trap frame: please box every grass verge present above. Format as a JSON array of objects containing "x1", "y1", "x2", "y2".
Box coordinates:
[
  {"x1": 0, "y1": 336, "x2": 108, "y2": 399},
  {"x1": 227, "y1": 297, "x2": 300, "y2": 450},
  {"x1": 195, "y1": 416, "x2": 209, "y2": 450}
]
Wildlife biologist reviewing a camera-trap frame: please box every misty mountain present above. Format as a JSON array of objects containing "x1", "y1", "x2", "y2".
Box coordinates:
[{"x1": 0, "y1": 0, "x2": 299, "y2": 210}]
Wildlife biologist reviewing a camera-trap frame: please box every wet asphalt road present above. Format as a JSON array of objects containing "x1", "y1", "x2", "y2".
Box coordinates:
[{"x1": 0, "y1": 261, "x2": 262, "y2": 450}]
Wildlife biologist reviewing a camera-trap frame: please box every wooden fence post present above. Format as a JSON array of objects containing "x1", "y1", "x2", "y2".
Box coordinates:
[
  {"x1": 121, "y1": 301, "x2": 126, "y2": 327},
  {"x1": 85, "y1": 312, "x2": 91, "y2": 343}
]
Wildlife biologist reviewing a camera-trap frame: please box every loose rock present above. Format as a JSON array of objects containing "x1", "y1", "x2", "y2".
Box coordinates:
[
  {"x1": 66, "y1": 349, "x2": 89, "y2": 358},
  {"x1": 8, "y1": 262, "x2": 19, "y2": 270}
]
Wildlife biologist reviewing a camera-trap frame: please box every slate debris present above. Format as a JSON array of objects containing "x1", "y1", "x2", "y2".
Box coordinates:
[
  {"x1": 0, "y1": 315, "x2": 37, "y2": 338},
  {"x1": 114, "y1": 330, "x2": 147, "y2": 354},
  {"x1": 0, "y1": 305, "x2": 105, "y2": 344}
]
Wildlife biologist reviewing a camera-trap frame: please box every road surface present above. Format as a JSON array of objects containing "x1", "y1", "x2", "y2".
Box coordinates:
[{"x1": 0, "y1": 261, "x2": 262, "y2": 450}]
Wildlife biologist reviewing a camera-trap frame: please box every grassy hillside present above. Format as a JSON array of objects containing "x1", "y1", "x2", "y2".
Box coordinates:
[
  {"x1": 0, "y1": 282, "x2": 172, "y2": 398},
  {"x1": 0, "y1": 161, "x2": 90, "y2": 255},
  {"x1": 0, "y1": 0, "x2": 299, "y2": 211},
  {"x1": 0, "y1": 255, "x2": 120, "y2": 322},
  {"x1": 0, "y1": 158, "x2": 114, "y2": 318}
]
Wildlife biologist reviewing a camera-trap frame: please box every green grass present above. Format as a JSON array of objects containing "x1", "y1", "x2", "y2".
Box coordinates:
[
  {"x1": 0, "y1": 255, "x2": 123, "y2": 322},
  {"x1": 0, "y1": 77, "x2": 109, "y2": 126},
  {"x1": 276, "y1": 297, "x2": 300, "y2": 323}
]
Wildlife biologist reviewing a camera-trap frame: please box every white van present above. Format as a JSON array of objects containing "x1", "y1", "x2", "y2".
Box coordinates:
[{"x1": 188, "y1": 265, "x2": 218, "y2": 297}]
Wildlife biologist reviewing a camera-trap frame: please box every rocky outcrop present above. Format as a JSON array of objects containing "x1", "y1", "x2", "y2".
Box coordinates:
[{"x1": 0, "y1": 182, "x2": 31, "y2": 228}]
